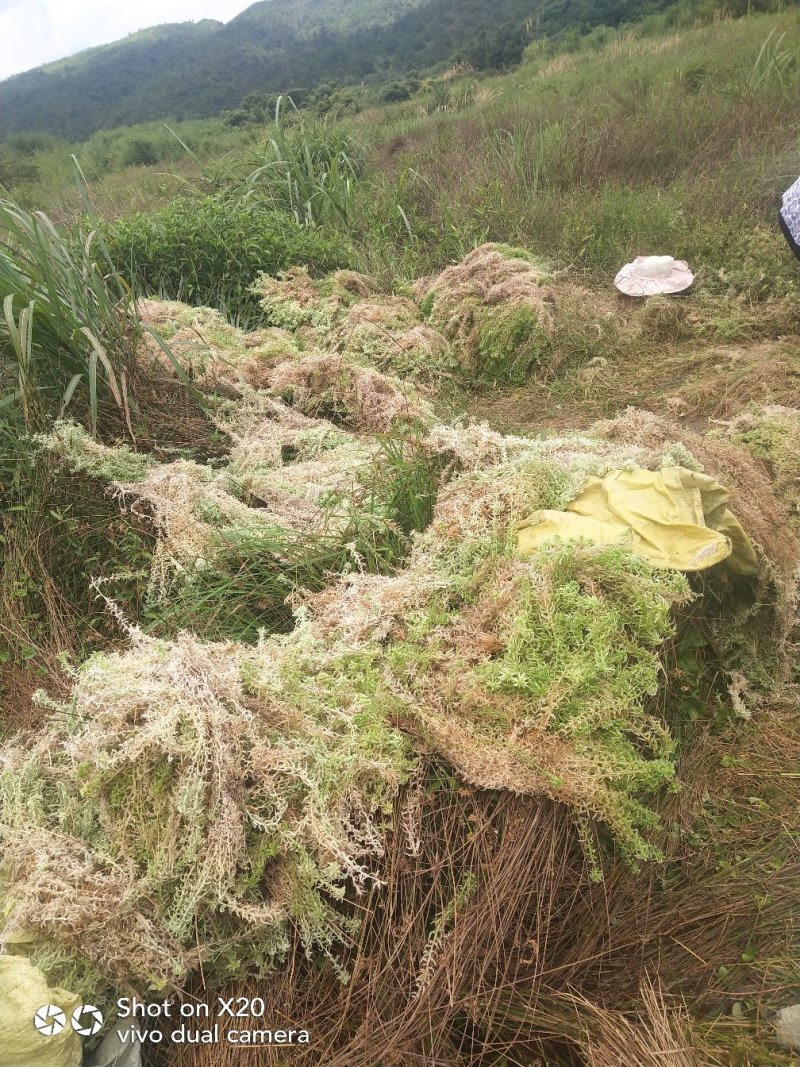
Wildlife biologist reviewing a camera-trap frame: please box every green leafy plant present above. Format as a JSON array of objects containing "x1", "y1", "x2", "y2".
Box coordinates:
[
  {"x1": 103, "y1": 193, "x2": 348, "y2": 324},
  {"x1": 749, "y1": 27, "x2": 796, "y2": 90},
  {"x1": 0, "y1": 198, "x2": 135, "y2": 441}
]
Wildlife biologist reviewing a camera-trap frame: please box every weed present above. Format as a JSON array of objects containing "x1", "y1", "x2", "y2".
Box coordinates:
[{"x1": 245, "y1": 97, "x2": 361, "y2": 227}]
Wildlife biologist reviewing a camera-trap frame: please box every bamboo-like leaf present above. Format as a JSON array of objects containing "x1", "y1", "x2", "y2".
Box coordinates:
[{"x1": 60, "y1": 374, "x2": 83, "y2": 413}]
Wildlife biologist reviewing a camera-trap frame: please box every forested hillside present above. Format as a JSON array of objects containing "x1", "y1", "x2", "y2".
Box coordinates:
[{"x1": 1, "y1": 0, "x2": 789, "y2": 142}]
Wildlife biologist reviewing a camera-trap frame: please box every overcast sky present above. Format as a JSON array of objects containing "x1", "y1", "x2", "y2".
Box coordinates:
[{"x1": 0, "y1": 0, "x2": 252, "y2": 80}]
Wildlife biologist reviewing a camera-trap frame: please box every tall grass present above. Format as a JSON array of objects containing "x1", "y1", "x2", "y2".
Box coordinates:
[
  {"x1": 0, "y1": 198, "x2": 136, "y2": 444},
  {"x1": 0, "y1": 199, "x2": 141, "y2": 699},
  {"x1": 355, "y1": 9, "x2": 800, "y2": 293},
  {"x1": 748, "y1": 25, "x2": 796, "y2": 89},
  {"x1": 244, "y1": 97, "x2": 360, "y2": 226}
]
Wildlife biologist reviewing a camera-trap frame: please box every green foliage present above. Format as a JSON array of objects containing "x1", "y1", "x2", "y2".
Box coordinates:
[
  {"x1": 0, "y1": 146, "x2": 39, "y2": 188},
  {"x1": 749, "y1": 26, "x2": 795, "y2": 88},
  {"x1": 103, "y1": 194, "x2": 348, "y2": 323},
  {"x1": 0, "y1": 0, "x2": 527, "y2": 141},
  {"x1": 351, "y1": 8, "x2": 800, "y2": 299},
  {"x1": 118, "y1": 137, "x2": 160, "y2": 168},
  {"x1": 0, "y1": 199, "x2": 135, "y2": 441},
  {"x1": 475, "y1": 304, "x2": 551, "y2": 384},
  {"x1": 388, "y1": 530, "x2": 691, "y2": 863},
  {"x1": 245, "y1": 99, "x2": 361, "y2": 226},
  {"x1": 0, "y1": 0, "x2": 727, "y2": 144},
  {"x1": 0, "y1": 462, "x2": 154, "y2": 688},
  {"x1": 382, "y1": 76, "x2": 422, "y2": 103},
  {"x1": 0, "y1": 194, "x2": 145, "y2": 694}
]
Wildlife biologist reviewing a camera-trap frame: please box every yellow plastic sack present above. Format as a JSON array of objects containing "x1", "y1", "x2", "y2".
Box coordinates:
[
  {"x1": 0, "y1": 954, "x2": 83, "y2": 1067},
  {"x1": 517, "y1": 466, "x2": 758, "y2": 574}
]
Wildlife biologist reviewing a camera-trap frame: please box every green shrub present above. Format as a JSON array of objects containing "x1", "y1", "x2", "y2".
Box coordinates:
[
  {"x1": 103, "y1": 194, "x2": 350, "y2": 324},
  {"x1": 119, "y1": 136, "x2": 159, "y2": 168}
]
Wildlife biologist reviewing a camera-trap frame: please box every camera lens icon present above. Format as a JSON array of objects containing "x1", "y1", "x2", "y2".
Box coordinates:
[
  {"x1": 33, "y1": 1005, "x2": 67, "y2": 1037},
  {"x1": 71, "y1": 1004, "x2": 104, "y2": 1036},
  {"x1": 33, "y1": 1003, "x2": 105, "y2": 1039}
]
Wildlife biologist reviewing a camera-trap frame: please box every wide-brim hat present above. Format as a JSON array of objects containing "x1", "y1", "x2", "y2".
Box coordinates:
[{"x1": 614, "y1": 255, "x2": 694, "y2": 297}]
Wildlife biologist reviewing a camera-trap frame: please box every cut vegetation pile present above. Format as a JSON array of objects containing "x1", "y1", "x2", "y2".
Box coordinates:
[
  {"x1": 252, "y1": 244, "x2": 599, "y2": 388},
  {"x1": 414, "y1": 243, "x2": 555, "y2": 383},
  {"x1": 2, "y1": 235, "x2": 799, "y2": 1067}
]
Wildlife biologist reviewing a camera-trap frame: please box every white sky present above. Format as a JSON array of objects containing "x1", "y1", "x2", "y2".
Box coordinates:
[{"x1": 0, "y1": 0, "x2": 252, "y2": 80}]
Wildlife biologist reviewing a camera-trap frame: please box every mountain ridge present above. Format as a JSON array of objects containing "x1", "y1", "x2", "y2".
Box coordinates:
[
  {"x1": 0, "y1": 0, "x2": 435, "y2": 140},
  {"x1": 0, "y1": 0, "x2": 710, "y2": 142}
]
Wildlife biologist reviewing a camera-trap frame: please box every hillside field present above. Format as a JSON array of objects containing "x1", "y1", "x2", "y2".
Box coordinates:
[{"x1": 0, "y1": 5, "x2": 799, "y2": 1067}]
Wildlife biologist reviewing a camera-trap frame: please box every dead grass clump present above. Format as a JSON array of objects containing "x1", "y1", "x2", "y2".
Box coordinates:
[
  {"x1": 136, "y1": 297, "x2": 184, "y2": 327},
  {"x1": 253, "y1": 267, "x2": 375, "y2": 334},
  {"x1": 547, "y1": 281, "x2": 633, "y2": 380},
  {"x1": 39, "y1": 422, "x2": 302, "y2": 595},
  {"x1": 228, "y1": 442, "x2": 375, "y2": 530},
  {"x1": 338, "y1": 295, "x2": 419, "y2": 334},
  {"x1": 328, "y1": 269, "x2": 378, "y2": 298},
  {"x1": 635, "y1": 296, "x2": 694, "y2": 342},
  {"x1": 725, "y1": 405, "x2": 800, "y2": 530},
  {"x1": 137, "y1": 298, "x2": 302, "y2": 391},
  {"x1": 254, "y1": 267, "x2": 336, "y2": 329},
  {"x1": 0, "y1": 826, "x2": 192, "y2": 991},
  {"x1": 219, "y1": 391, "x2": 360, "y2": 481},
  {"x1": 40, "y1": 414, "x2": 388, "y2": 600},
  {"x1": 541, "y1": 984, "x2": 699, "y2": 1067},
  {"x1": 266, "y1": 352, "x2": 433, "y2": 431},
  {"x1": 414, "y1": 243, "x2": 556, "y2": 384},
  {"x1": 170, "y1": 780, "x2": 583, "y2": 1067},
  {"x1": 673, "y1": 341, "x2": 800, "y2": 421},
  {"x1": 334, "y1": 296, "x2": 455, "y2": 382},
  {"x1": 537, "y1": 52, "x2": 578, "y2": 78},
  {"x1": 123, "y1": 458, "x2": 295, "y2": 592}
]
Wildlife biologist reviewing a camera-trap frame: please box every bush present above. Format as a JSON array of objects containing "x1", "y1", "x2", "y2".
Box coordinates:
[
  {"x1": 119, "y1": 136, "x2": 159, "y2": 168},
  {"x1": 103, "y1": 194, "x2": 350, "y2": 323}
]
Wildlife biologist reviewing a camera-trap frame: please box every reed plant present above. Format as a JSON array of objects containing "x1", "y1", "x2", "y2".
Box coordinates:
[
  {"x1": 0, "y1": 198, "x2": 136, "y2": 444},
  {"x1": 244, "y1": 97, "x2": 361, "y2": 227}
]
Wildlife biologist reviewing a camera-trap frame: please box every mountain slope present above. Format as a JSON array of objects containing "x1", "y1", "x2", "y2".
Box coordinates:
[
  {"x1": 0, "y1": 0, "x2": 427, "y2": 141},
  {"x1": 0, "y1": 0, "x2": 727, "y2": 141},
  {"x1": 0, "y1": 0, "x2": 552, "y2": 141}
]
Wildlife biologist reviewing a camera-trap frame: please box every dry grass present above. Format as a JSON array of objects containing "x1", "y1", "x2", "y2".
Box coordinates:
[
  {"x1": 471, "y1": 310, "x2": 800, "y2": 438},
  {"x1": 415, "y1": 243, "x2": 553, "y2": 320},
  {"x1": 266, "y1": 352, "x2": 433, "y2": 432},
  {"x1": 168, "y1": 697, "x2": 800, "y2": 1067}
]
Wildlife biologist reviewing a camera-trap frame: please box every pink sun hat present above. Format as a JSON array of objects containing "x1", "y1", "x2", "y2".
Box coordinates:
[{"x1": 614, "y1": 255, "x2": 694, "y2": 297}]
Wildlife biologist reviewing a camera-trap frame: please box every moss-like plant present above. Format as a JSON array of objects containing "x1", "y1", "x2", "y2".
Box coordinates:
[
  {"x1": 728, "y1": 406, "x2": 800, "y2": 529},
  {"x1": 0, "y1": 630, "x2": 412, "y2": 994},
  {"x1": 37, "y1": 421, "x2": 154, "y2": 483},
  {"x1": 474, "y1": 303, "x2": 552, "y2": 383}
]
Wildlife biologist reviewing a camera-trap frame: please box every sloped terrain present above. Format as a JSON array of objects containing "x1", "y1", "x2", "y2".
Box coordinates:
[
  {"x1": 0, "y1": 0, "x2": 532, "y2": 139},
  {"x1": 1, "y1": 243, "x2": 798, "y2": 1066}
]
